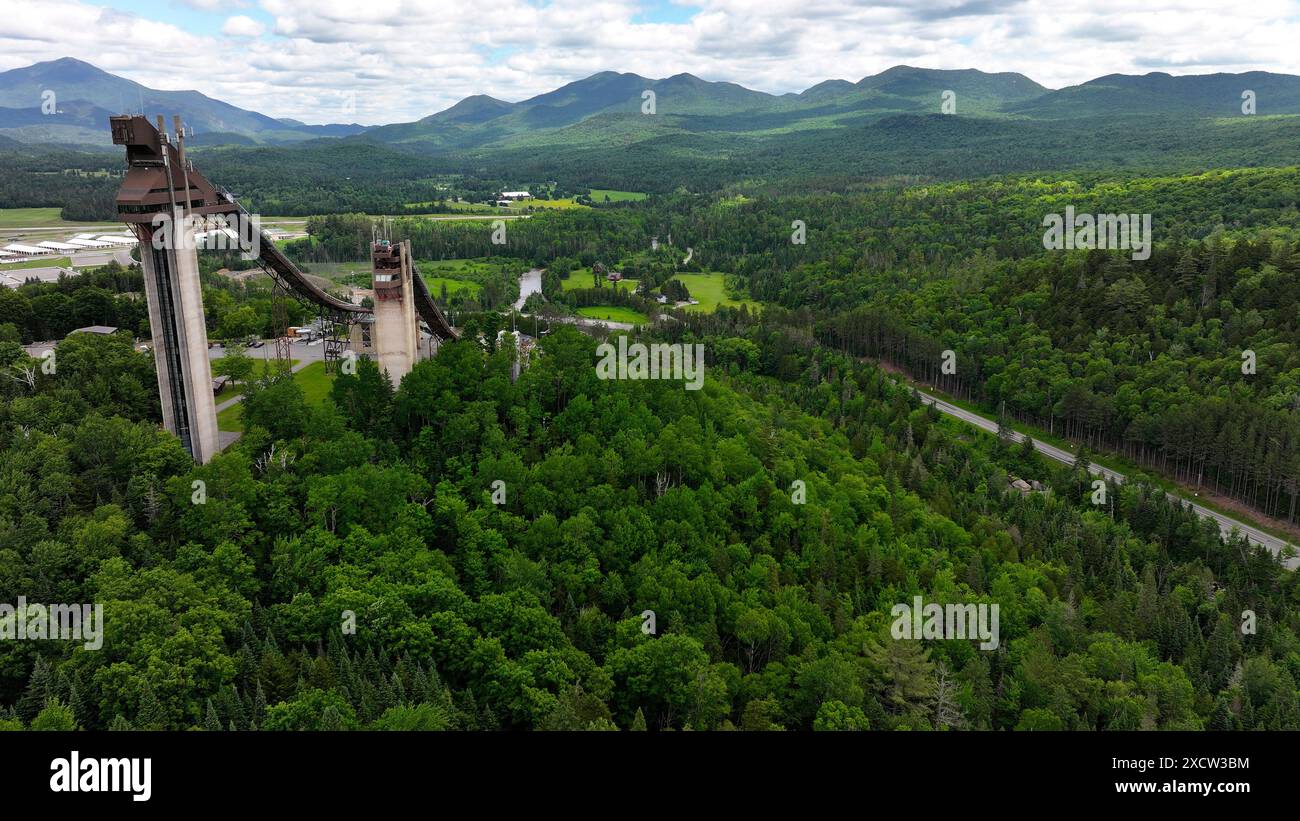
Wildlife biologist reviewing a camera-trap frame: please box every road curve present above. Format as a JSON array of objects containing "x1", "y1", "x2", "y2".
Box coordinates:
[{"x1": 911, "y1": 387, "x2": 1297, "y2": 569}]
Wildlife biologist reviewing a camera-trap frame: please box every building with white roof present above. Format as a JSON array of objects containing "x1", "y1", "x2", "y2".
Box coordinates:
[
  {"x1": 0, "y1": 267, "x2": 77, "y2": 288},
  {"x1": 2, "y1": 243, "x2": 53, "y2": 257},
  {"x1": 37, "y1": 241, "x2": 81, "y2": 253}
]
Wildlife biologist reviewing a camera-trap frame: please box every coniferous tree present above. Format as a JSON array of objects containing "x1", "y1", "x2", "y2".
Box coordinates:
[
  {"x1": 16, "y1": 657, "x2": 52, "y2": 725},
  {"x1": 204, "y1": 700, "x2": 222, "y2": 732}
]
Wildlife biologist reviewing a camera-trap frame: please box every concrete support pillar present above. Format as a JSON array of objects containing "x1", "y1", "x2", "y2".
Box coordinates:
[
  {"x1": 371, "y1": 240, "x2": 420, "y2": 386},
  {"x1": 139, "y1": 220, "x2": 219, "y2": 463}
]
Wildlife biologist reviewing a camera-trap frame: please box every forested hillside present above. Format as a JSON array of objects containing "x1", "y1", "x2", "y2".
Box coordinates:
[
  {"x1": 0, "y1": 308, "x2": 1293, "y2": 730},
  {"x1": 290, "y1": 170, "x2": 1300, "y2": 528},
  {"x1": 5, "y1": 62, "x2": 1300, "y2": 220},
  {"x1": 637, "y1": 171, "x2": 1300, "y2": 526},
  {"x1": 0, "y1": 144, "x2": 118, "y2": 221}
]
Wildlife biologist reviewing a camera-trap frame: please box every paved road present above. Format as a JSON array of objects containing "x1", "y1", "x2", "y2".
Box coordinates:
[
  {"x1": 911, "y1": 386, "x2": 1297, "y2": 568},
  {"x1": 425, "y1": 214, "x2": 530, "y2": 221},
  {"x1": 0, "y1": 224, "x2": 123, "y2": 233}
]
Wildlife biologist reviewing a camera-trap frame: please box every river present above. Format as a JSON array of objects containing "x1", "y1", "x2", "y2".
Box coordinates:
[
  {"x1": 514, "y1": 267, "x2": 543, "y2": 310},
  {"x1": 513, "y1": 267, "x2": 638, "y2": 330}
]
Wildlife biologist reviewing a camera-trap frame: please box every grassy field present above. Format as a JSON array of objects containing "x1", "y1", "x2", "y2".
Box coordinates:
[
  {"x1": 576, "y1": 306, "x2": 649, "y2": 324},
  {"x1": 0, "y1": 207, "x2": 120, "y2": 230},
  {"x1": 217, "y1": 400, "x2": 242, "y2": 432},
  {"x1": 588, "y1": 189, "x2": 648, "y2": 202},
  {"x1": 419, "y1": 258, "x2": 521, "y2": 287},
  {"x1": 0, "y1": 256, "x2": 73, "y2": 271},
  {"x1": 671, "y1": 272, "x2": 762, "y2": 312},
  {"x1": 420, "y1": 259, "x2": 489, "y2": 276},
  {"x1": 402, "y1": 201, "x2": 497, "y2": 214},
  {"x1": 299, "y1": 262, "x2": 371, "y2": 286},
  {"x1": 562, "y1": 270, "x2": 638, "y2": 293},
  {"x1": 418, "y1": 258, "x2": 514, "y2": 277},
  {"x1": 424, "y1": 276, "x2": 482, "y2": 297},
  {"x1": 507, "y1": 198, "x2": 586, "y2": 210},
  {"x1": 211, "y1": 357, "x2": 299, "y2": 401},
  {"x1": 217, "y1": 361, "x2": 333, "y2": 432},
  {"x1": 413, "y1": 213, "x2": 527, "y2": 221},
  {"x1": 298, "y1": 258, "x2": 514, "y2": 293}
]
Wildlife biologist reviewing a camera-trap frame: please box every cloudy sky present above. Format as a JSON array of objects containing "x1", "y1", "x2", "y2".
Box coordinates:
[{"x1": 2, "y1": 0, "x2": 1299, "y2": 124}]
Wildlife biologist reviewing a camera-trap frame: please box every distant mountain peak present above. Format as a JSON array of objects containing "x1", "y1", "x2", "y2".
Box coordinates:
[
  {"x1": 0, "y1": 56, "x2": 368, "y2": 145},
  {"x1": 422, "y1": 94, "x2": 515, "y2": 125},
  {"x1": 7, "y1": 56, "x2": 121, "y2": 83},
  {"x1": 800, "y1": 78, "x2": 855, "y2": 98}
]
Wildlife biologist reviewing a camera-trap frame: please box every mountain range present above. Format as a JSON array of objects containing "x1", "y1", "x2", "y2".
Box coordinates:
[
  {"x1": 4, "y1": 56, "x2": 1300, "y2": 210},
  {"x1": 5, "y1": 57, "x2": 1300, "y2": 154},
  {"x1": 0, "y1": 58, "x2": 366, "y2": 146}
]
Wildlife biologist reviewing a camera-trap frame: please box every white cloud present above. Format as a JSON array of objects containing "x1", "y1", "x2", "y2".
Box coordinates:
[
  {"x1": 222, "y1": 15, "x2": 265, "y2": 39},
  {"x1": 1, "y1": 0, "x2": 1298, "y2": 125}
]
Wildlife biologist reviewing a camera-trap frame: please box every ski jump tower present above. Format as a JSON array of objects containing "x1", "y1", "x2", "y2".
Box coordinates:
[
  {"x1": 110, "y1": 115, "x2": 460, "y2": 460},
  {"x1": 111, "y1": 114, "x2": 221, "y2": 463},
  {"x1": 370, "y1": 239, "x2": 421, "y2": 384}
]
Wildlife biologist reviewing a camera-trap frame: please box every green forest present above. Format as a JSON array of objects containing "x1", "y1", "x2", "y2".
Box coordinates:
[
  {"x1": 2, "y1": 76, "x2": 1299, "y2": 732},
  {"x1": 0, "y1": 294, "x2": 1295, "y2": 729},
  {"x1": 291, "y1": 170, "x2": 1300, "y2": 526}
]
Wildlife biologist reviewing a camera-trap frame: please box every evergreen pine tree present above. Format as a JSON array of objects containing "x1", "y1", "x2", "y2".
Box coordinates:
[
  {"x1": 67, "y1": 681, "x2": 86, "y2": 729},
  {"x1": 254, "y1": 682, "x2": 268, "y2": 726},
  {"x1": 204, "y1": 699, "x2": 222, "y2": 731},
  {"x1": 17, "y1": 657, "x2": 53, "y2": 725},
  {"x1": 1209, "y1": 697, "x2": 1237, "y2": 731},
  {"x1": 320, "y1": 706, "x2": 346, "y2": 731},
  {"x1": 136, "y1": 685, "x2": 166, "y2": 730}
]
